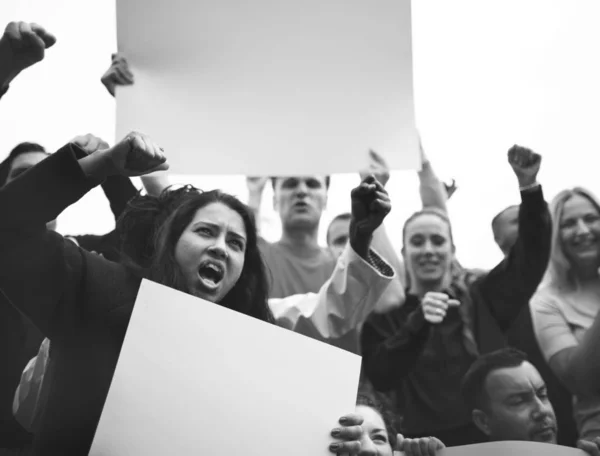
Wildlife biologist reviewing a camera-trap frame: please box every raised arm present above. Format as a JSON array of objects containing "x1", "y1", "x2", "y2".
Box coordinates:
[
  {"x1": 271, "y1": 175, "x2": 394, "y2": 343},
  {"x1": 0, "y1": 133, "x2": 168, "y2": 338},
  {"x1": 69, "y1": 134, "x2": 138, "y2": 221},
  {"x1": 359, "y1": 151, "x2": 407, "y2": 308},
  {"x1": 478, "y1": 146, "x2": 550, "y2": 330},
  {"x1": 419, "y1": 142, "x2": 449, "y2": 212}
]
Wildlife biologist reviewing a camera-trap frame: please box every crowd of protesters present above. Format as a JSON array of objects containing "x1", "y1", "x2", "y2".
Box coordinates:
[{"x1": 1, "y1": 19, "x2": 600, "y2": 456}]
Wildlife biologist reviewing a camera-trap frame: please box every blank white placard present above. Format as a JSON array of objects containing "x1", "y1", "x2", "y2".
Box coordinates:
[
  {"x1": 437, "y1": 442, "x2": 586, "y2": 456},
  {"x1": 89, "y1": 279, "x2": 362, "y2": 456},
  {"x1": 115, "y1": 0, "x2": 419, "y2": 175}
]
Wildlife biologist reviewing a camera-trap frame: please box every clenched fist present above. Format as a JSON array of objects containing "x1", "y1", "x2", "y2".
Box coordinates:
[
  {"x1": 70, "y1": 134, "x2": 110, "y2": 155},
  {"x1": 79, "y1": 132, "x2": 168, "y2": 180},
  {"x1": 508, "y1": 145, "x2": 541, "y2": 188},
  {"x1": 421, "y1": 292, "x2": 460, "y2": 324},
  {"x1": 349, "y1": 175, "x2": 391, "y2": 258},
  {"x1": 0, "y1": 22, "x2": 56, "y2": 78}
]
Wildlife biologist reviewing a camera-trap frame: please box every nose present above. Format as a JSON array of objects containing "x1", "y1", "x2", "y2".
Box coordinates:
[
  {"x1": 358, "y1": 437, "x2": 377, "y2": 456},
  {"x1": 208, "y1": 235, "x2": 228, "y2": 259},
  {"x1": 294, "y1": 180, "x2": 308, "y2": 197},
  {"x1": 531, "y1": 397, "x2": 552, "y2": 421},
  {"x1": 422, "y1": 239, "x2": 434, "y2": 253},
  {"x1": 575, "y1": 219, "x2": 591, "y2": 236}
]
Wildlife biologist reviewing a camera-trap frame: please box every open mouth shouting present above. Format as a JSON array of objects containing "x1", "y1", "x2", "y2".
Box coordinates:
[{"x1": 197, "y1": 260, "x2": 225, "y2": 292}]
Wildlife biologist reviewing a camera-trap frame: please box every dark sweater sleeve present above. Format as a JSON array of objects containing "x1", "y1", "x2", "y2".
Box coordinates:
[
  {"x1": 478, "y1": 186, "x2": 551, "y2": 332},
  {"x1": 101, "y1": 175, "x2": 138, "y2": 222},
  {"x1": 361, "y1": 299, "x2": 431, "y2": 392},
  {"x1": 0, "y1": 145, "x2": 126, "y2": 339},
  {"x1": 70, "y1": 172, "x2": 137, "y2": 258}
]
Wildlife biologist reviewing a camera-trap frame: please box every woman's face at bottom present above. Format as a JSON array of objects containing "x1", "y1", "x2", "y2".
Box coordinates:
[
  {"x1": 174, "y1": 202, "x2": 247, "y2": 303},
  {"x1": 355, "y1": 405, "x2": 393, "y2": 456}
]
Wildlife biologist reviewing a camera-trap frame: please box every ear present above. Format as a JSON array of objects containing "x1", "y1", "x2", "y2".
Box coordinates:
[{"x1": 472, "y1": 409, "x2": 491, "y2": 436}]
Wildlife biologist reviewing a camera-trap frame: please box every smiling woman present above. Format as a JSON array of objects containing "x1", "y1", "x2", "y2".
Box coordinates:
[
  {"x1": 0, "y1": 132, "x2": 275, "y2": 454},
  {"x1": 530, "y1": 187, "x2": 600, "y2": 440},
  {"x1": 361, "y1": 145, "x2": 553, "y2": 447}
]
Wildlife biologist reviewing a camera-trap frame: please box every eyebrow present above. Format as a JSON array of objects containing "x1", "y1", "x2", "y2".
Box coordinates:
[{"x1": 192, "y1": 221, "x2": 247, "y2": 241}]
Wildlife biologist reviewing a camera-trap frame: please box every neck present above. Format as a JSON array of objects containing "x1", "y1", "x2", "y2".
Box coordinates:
[
  {"x1": 573, "y1": 259, "x2": 600, "y2": 284},
  {"x1": 280, "y1": 225, "x2": 320, "y2": 249}
]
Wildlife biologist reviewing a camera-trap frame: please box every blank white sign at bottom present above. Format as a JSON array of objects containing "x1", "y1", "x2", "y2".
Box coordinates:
[{"x1": 89, "y1": 279, "x2": 361, "y2": 456}]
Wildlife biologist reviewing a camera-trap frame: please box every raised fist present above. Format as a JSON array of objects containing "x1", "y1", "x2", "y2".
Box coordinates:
[
  {"x1": 359, "y1": 149, "x2": 390, "y2": 187},
  {"x1": 421, "y1": 292, "x2": 460, "y2": 324},
  {"x1": 349, "y1": 175, "x2": 391, "y2": 257},
  {"x1": 103, "y1": 132, "x2": 168, "y2": 177},
  {"x1": 101, "y1": 53, "x2": 134, "y2": 96},
  {"x1": 70, "y1": 134, "x2": 110, "y2": 155},
  {"x1": 0, "y1": 22, "x2": 56, "y2": 76},
  {"x1": 508, "y1": 145, "x2": 541, "y2": 188}
]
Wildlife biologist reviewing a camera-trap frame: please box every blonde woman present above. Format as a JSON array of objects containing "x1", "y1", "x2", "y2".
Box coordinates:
[{"x1": 531, "y1": 187, "x2": 600, "y2": 440}]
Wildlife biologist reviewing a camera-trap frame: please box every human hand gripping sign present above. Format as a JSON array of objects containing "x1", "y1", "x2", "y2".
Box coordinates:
[
  {"x1": 101, "y1": 53, "x2": 134, "y2": 96},
  {"x1": 396, "y1": 434, "x2": 446, "y2": 456},
  {"x1": 359, "y1": 150, "x2": 390, "y2": 188},
  {"x1": 328, "y1": 413, "x2": 445, "y2": 456},
  {"x1": 421, "y1": 292, "x2": 460, "y2": 324}
]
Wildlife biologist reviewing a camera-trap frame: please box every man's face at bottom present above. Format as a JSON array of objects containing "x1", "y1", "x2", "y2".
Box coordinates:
[{"x1": 477, "y1": 362, "x2": 558, "y2": 444}]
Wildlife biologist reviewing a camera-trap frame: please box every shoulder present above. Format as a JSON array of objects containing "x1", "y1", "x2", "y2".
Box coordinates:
[{"x1": 530, "y1": 284, "x2": 563, "y2": 311}]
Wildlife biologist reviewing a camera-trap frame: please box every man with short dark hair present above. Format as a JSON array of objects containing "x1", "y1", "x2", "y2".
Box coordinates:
[
  {"x1": 462, "y1": 348, "x2": 599, "y2": 454},
  {"x1": 251, "y1": 174, "x2": 336, "y2": 299}
]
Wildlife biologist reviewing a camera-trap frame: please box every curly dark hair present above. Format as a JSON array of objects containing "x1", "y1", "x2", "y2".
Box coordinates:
[
  {"x1": 116, "y1": 185, "x2": 274, "y2": 324},
  {"x1": 356, "y1": 390, "x2": 398, "y2": 449}
]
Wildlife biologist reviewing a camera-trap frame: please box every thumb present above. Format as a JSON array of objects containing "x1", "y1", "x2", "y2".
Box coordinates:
[
  {"x1": 395, "y1": 434, "x2": 405, "y2": 451},
  {"x1": 447, "y1": 299, "x2": 460, "y2": 307}
]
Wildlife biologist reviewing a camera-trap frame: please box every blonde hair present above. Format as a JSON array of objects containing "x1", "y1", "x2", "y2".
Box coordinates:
[{"x1": 544, "y1": 187, "x2": 600, "y2": 291}]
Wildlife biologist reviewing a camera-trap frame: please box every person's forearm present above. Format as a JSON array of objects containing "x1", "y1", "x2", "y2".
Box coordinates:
[
  {"x1": 480, "y1": 186, "x2": 551, "y2": 330},
  {"x1": 101, "y1": 176, "x2": 138, "y2": 221},
  {"x1": 419, "y1": 159, "x2": 448, "y2": 212},
  {"x1": 566, "y1": 314, "x2": 600, "y2": 395},
  {"x1": 270, "y1": 244, "x2": 394, "y2": 343},
  {"x1": 247, "y1": 191, "x2": 262, "y2": 233},
  {"x1": 141, "y1": 173, "x2": 170, "y2": 197},
  {"x1": 370, "y1": 224, "x2": 407, "y2": 312},
  {"x1": 0, "y1": 145, "x2": 101, "y2": 232}
]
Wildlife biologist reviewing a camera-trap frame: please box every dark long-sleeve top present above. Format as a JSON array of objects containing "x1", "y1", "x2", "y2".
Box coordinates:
[
  {"x1": 361, "y1": 185, "x2": 551, "y2": 435},
  {"x1": 0, "y1": 145, "x2": 143, "y2": 455},
  {"x1": 0, "y1": 155, "x2": 137, "y2": 450}
]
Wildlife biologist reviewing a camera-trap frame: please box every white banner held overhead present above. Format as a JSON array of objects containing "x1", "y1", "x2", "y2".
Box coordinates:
[
  {"x1": 89, "y1": 280, "x2": 362, "y2": 456},
  {"x1": 116, "y1": 0, "x2": 419, "y2": 176}
]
